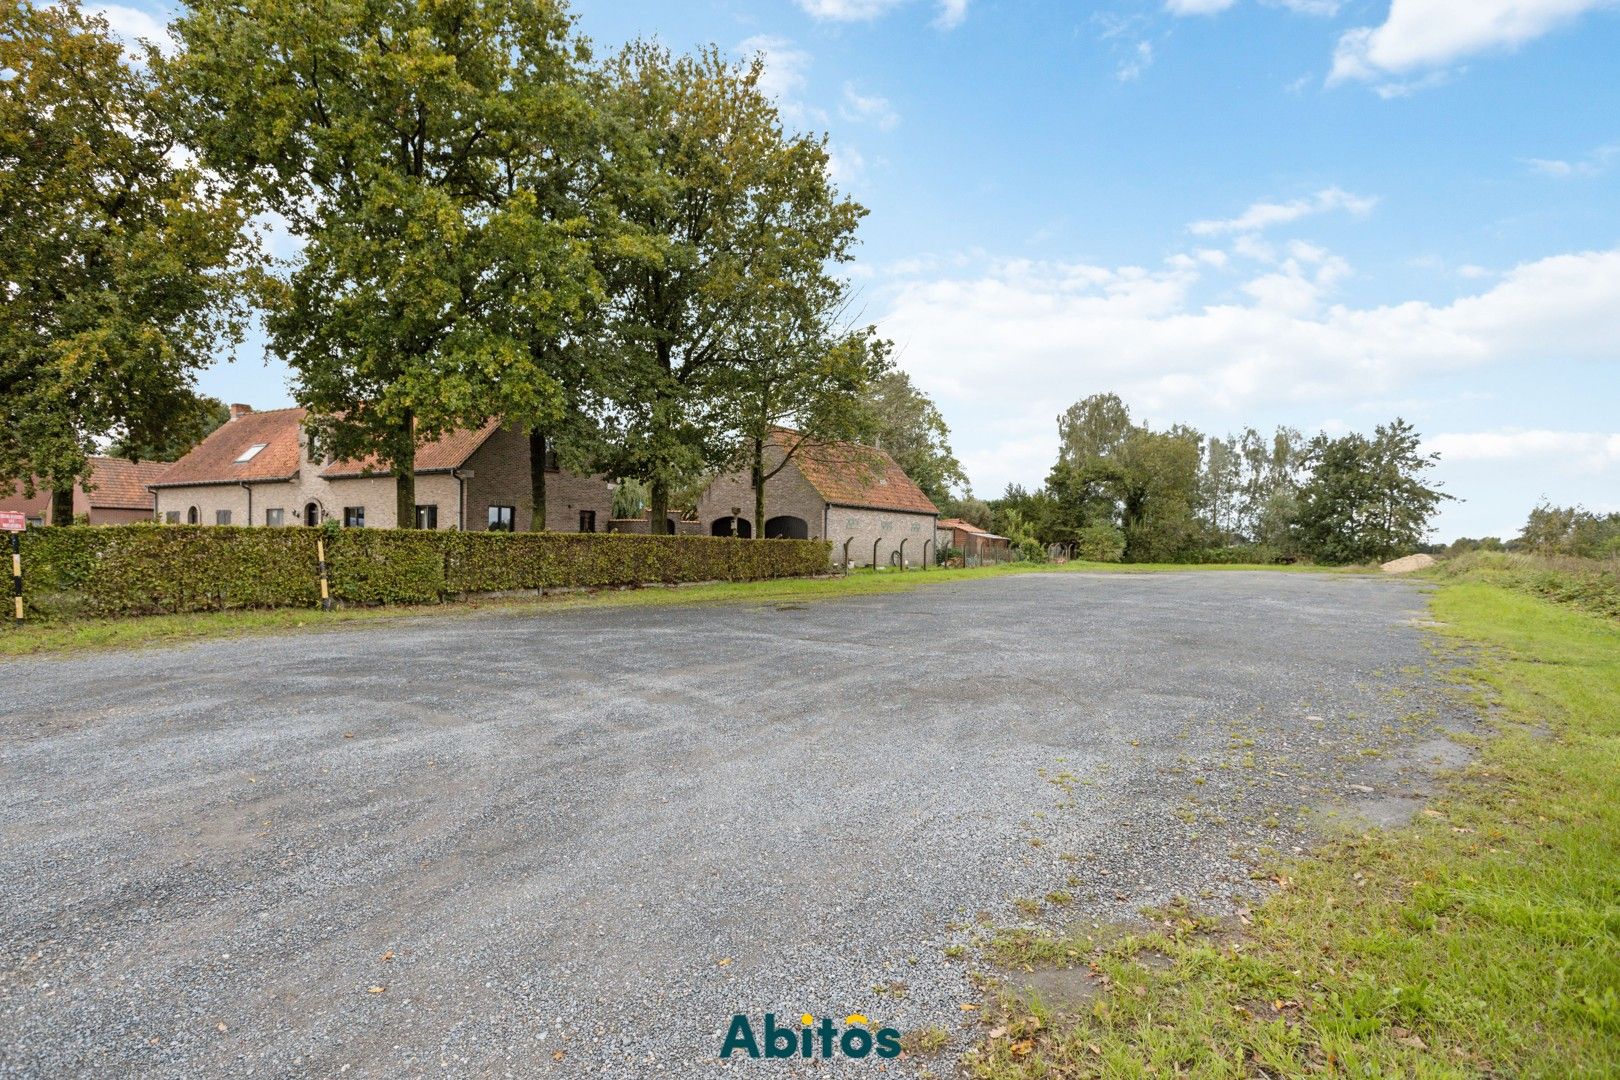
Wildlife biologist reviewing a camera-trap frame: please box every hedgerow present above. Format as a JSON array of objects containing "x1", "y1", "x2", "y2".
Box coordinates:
[{"x1": 12, "y1": 525, "x2": 831, "y2": 620}]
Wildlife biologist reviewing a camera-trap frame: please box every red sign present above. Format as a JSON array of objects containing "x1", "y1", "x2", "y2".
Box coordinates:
[{"x1": 0, "y1": 511, "x2": 26, "y2": 533}]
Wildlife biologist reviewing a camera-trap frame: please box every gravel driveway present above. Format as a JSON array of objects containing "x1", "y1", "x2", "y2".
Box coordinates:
[{"x1": 0, "y1": 571, "x2": 1471, "y2": 1078}]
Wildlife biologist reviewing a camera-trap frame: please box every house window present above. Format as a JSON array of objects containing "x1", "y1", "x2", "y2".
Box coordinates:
[
  {"x1": 215, "y1": 509, "x2": 232, "y2": 525},
  {"x1": 415, "y1": 504, "x2": 438, "y2": 530},
  {"x1": 234, "y1": 443, "x2": 267, "y2": 463},
  {"x1": 543, "y1": 445, "x2": 560, "y2": 471},
  {"x1": 265, "y1": 508, "x2": 285, "y2": 527},
  {"x1": 165, "y1": 511, "x2": 180, "y2": 524},
  {"x1": 343, "y1": 506, "x2": 365, "y2": 528},
  {"x1": 187, "y1": 506, "x2": 198, "y2": 525},
  {"x1": 578, "y1": 510, "x2": 596, "y2": 533},
  {"x1": 304, "y1": 502, "x2": 320, "y2": 526},
  {"x1": 487, "y1": 505, "x2": 515, "y2": 532}
]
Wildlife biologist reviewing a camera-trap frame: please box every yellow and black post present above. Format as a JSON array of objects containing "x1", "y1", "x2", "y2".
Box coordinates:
[
  {"x1": 10, "y1": 532, "x2": 22, "y2": 622},
  {"x1": 316, "y1": 537, "x2": 333, "y2": 611}
]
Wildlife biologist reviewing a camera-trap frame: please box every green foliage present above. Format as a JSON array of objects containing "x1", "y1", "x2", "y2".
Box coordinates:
[
  {"x1": 943, "y1": 496, "x2": 993, "y2": 530},
  {"x1": 1514, "y1": 503, "x2": 1620, "y2": 559},
  {"x1": 19, "y1": 525, "x2": 321, "y2": 619},
  {"x1": 1072, "y1": 522, "x2": 1126, "y2": 562},
  {"x1": 106, "y1": 394, "x2": 231, "y2": 463},
  {"x1": 1294, "y1": 419, "x2": 1452, "y2": 564},
  {"x1": 171, "y1": 0, "x2": 591, "y2": 523},
  {"x1": 611, "y1": 478, "x2": 649, "y2": 520},
  {"x1": 1431, "y1": 551, "x2": 1620, "y2": 620},
  {"x1": 0, "y1": 0, "x2": 254, "y2": 505},
  {"x1": 15, "y1": 525, "x2": 830, "y2": 620},
  {"x1": 855, "y1": 370, "x2": 967, "y2": 509},
  {"x1": 589, "y1": 41, "x2": 867, "y2": 531}
]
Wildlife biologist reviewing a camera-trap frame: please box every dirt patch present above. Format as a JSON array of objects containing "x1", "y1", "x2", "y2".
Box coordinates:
[{"x1": 1382, "y1": 554, "x2": 1436, "y2": 574}]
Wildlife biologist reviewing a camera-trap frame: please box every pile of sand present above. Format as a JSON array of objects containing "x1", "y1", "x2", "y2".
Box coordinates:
[{"x1": 1380, "y1": 553, "x2": 1436, "y2": 574}]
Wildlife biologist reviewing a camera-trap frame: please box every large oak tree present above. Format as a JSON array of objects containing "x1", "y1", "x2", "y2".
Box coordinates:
[
  {"x1": 171, "y1": 0, "x2": 592, "y2": 527},
  {"x1": 0, "y1": 0, "x2": 253, "y2": 522},
  {"x1": 589, "y1": 43, "x2": 866, "y2": 534}
]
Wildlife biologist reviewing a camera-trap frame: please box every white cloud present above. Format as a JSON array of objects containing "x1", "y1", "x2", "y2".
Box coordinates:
[
  {"x1": 1271, "y1": 0, "x2": 1341, "y2": 13},
  {"x1": 826, "y1": 143, "x2": 867, "y2": 187},
  {"x1": 1189, "y1": 187, "x2": 1378, "y2": 236},
  {"x1": 934, "y1": 0, "x2": 970, "y2": 29},
  {"x1": 840, "y1": 84, "x2": 900, "y2": 131},
  {"x1": 796, "y1": 0, "x2": 970, "y2": 28},
  {"x1": 1117, "y1": 41, "x2": 1155, "y2": 81},
  {"x1": 1427, "y1": 430, "x2": 1620, "y2": 471},
  {"x1": 737, "y1": 35, "x2": 811, "y2": 102},
  {"x1": 86, "y1": 3, "x2": 173, "y2": 59},
  {"x1": 1166, "y1": 0, "x2": 1237, "y2": 13},
  {"x1": 1524, "y1": 144, "x2": 1619, "y2": 178},
  {"x1": 876, "y1": 246, "x2": 1620, "y2": 430},
  {"x1": 797, "y1": 0, "x2": 907, "y2": 18},
  {"x1": 1330, "y1": 0, "x2": 1618, "y2": 85}
]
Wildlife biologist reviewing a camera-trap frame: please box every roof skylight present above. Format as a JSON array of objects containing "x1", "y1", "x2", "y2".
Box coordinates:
[{"x1": 235, "y1": 443, "x2": 267, "y2": 463}]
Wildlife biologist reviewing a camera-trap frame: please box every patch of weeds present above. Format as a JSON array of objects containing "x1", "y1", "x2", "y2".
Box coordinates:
[{"x1": 901, "y1": 1026, "x2": 950, "y2": 1057}]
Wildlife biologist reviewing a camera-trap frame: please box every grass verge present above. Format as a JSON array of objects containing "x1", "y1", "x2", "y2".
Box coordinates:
[
  {"x1": 962, "y1": 579, "x2": 1619, "y2": 1078},
  {"x1": 0, "y1": 558, "x2": 1349, "y2": 659}
]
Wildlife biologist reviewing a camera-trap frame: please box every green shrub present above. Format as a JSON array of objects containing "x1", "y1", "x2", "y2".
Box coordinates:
[
  {"x1": 1073, "y1": 523, "x2": 1127, "y2": 563},
  {"x1": 12, "y1": 525, "x2": 830, "y2": 621}
]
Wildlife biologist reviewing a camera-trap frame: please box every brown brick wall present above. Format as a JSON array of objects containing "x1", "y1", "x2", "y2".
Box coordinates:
[
  {"x1": 694, "y1": 445, "x2": 829, "y2": 540},
  {"x1": 462, "y1": 426, "x2": 614, "y2": 532},
  {"x1": 153, "y1": 425, "x2": 610, "y2": 532}
]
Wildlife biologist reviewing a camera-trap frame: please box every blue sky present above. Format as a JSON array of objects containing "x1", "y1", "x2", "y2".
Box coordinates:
[{"x1": 106, "y1": 0, "x2": 1620, "y2": 540}]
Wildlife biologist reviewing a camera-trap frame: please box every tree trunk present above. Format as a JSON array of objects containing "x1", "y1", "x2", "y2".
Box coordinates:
[
  {"x1": 395, "y1": 410, "x2": 416, "y2": 528},
  {"x1": 50, "y1": 487, "x2": 74, "y2": 526},
  {"x1": 649, "y1": 480, "x2": 669, "y2": 536},
  {"x1": 751, "y1": 437, "x2": 765, "y2": 540},
  {"x1": 528, "y1": 428, "x2": 548, "y2": 531}
]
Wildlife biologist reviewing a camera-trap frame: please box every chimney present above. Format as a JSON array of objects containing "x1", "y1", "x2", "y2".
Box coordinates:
[{"x1": 229, "y1": 403, "x2": 253, "y2": 421}]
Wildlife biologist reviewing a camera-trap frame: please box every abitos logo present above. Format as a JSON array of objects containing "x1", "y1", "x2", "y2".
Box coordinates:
[{"x1": 720, "y1": 1012, "x2": 902, "y2": 1061}]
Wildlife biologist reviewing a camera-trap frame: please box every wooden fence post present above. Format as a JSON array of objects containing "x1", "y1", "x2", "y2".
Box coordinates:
[{"x1": 316, "y1": 537, "x2": 333, "y2": 611}]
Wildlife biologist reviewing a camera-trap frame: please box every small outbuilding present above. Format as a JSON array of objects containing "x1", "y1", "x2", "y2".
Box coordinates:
[
  {"x1": 936, "y1": 517, "x2": 1012, "y2": 563},
  {"x1": 0, "y1": 456, "x2": 171, "y2": 525},
  {"x1": 695, "y1": 430, "x2": 939, "y2": 567}
]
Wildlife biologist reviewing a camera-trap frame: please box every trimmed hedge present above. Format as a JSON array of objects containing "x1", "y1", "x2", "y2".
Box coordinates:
[{"x1": 14, "y1": 525, "x2": 831, "y2": 620}]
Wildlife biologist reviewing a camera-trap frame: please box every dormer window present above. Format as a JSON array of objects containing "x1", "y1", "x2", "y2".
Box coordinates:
[{"x1": 235, "y1": 443, "x2": 267, "y2": 463}]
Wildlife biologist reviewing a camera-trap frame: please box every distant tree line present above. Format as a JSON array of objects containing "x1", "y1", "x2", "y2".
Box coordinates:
[
  {"x1": 2, "y1": 0, "x2": 973, "y2": 531},
  {"x1": 1440, "y1": 504, "x2": 1620, "y2": 560},
  {"x1": 944, "y1": 393, "x2": 1451, "y2": 565}
]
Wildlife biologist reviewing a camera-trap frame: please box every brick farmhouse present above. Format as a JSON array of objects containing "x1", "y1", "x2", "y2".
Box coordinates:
[
  {"x1": 695, "y1": 430, "x2": 939, "y2": 568},
  {"x1": 150, "y1": 404, "x2": 612, "y2": 532},
  {"x1": 1, "y1": 456, "x2": 170, "y2": 526}
]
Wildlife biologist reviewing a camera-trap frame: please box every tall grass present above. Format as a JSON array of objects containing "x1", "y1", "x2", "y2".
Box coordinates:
[{"x1": 1429, "y1": 550, "x2": 1620, "y2": 620}]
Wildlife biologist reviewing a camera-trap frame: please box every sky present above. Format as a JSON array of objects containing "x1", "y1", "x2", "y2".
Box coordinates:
[{"x1": 102, "y1": 0, "x2": 1620, "y2": 541}]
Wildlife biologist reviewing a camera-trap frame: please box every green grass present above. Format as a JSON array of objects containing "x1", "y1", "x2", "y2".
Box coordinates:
[
  {"x1": 0, "y1": 557, "x2": 1351, "y2": 658},
  {"x1": 962, "y1": 577, "x2": 1620, "y2": 1078},
  {"x1": 1426, "y1": 550, "x2": 1620, "y2": 620}
]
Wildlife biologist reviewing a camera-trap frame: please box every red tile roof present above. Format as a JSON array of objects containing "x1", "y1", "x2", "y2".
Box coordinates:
[
  {"x1": 320, "y1": 420, "x2": 499, "y2": 478},
  {"x1": 774, "y1": 430, "x2": 938, "y2": 515},
  {"x1": 939, "y1": 517, "x2": 1008, "y2": 541},
  {"x1": 151, "y1": 407, "x2": 307, "y2": 486},
  {"x1": 152, "y1": 406, "x2": 499, "y2": 487},
  {"x1": 84, "y1": 456, "x2": 170, "y2": 508}
]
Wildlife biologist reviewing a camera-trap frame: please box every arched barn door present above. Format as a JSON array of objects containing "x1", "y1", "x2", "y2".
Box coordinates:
[
  {"x1": 764, "y1": 515, "x2": 809, "y2": 540},
  {"x1": 711, "y1": 516, "x2": 752, "y2": 538}
]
